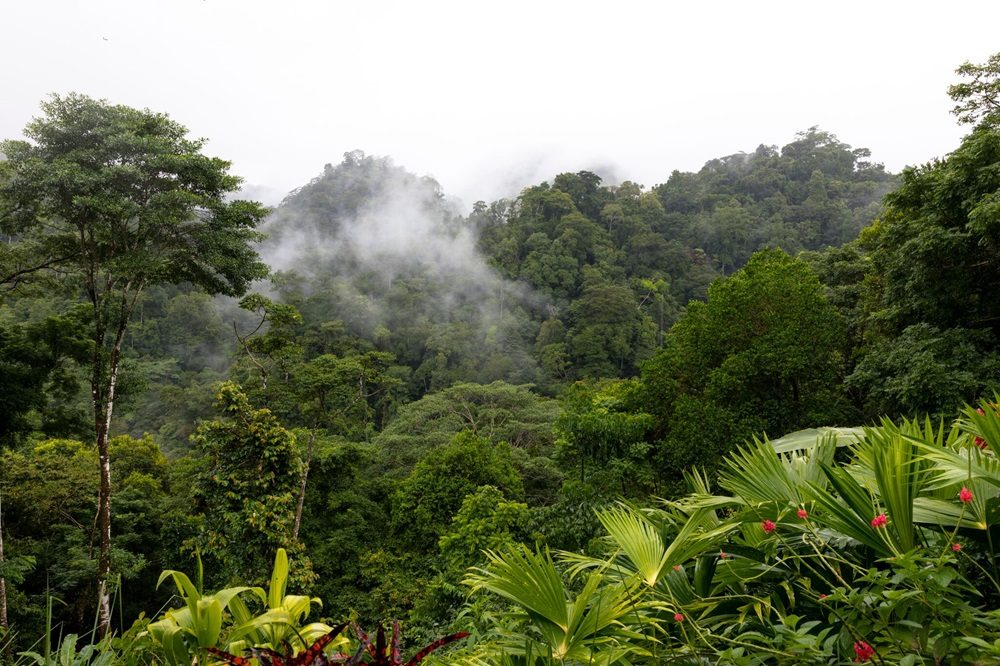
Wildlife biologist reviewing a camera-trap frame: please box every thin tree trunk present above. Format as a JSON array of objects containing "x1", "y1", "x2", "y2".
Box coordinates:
[
  {"x1": 94, "y1": 284, "x2": 138, "y2": 639},
  {"x1": 90, "y1": 289, "x2": 112, "y2": 638},
  {"x1": 0, "y1": 487, "x2": 9, "y2": 643},
  {"x1": 292, "y1": 429, "x2": 316, "y2": 541}
]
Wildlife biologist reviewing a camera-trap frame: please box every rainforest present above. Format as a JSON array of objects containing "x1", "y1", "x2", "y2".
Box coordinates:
[{"x1": 2, "y1": 50, "x2": 1000, "y2": 665}]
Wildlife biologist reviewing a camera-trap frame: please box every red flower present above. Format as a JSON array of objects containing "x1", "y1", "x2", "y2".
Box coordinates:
[
  {"x1": 974, "y1": 435, "x2": 988, "y2": 449},
  {"x1": 854, "y1": 641, "x2": 875, "y2": 662},
  {"x1": 870, "y1": 513, "x2": 887, "y2": 528},
  {"x1": 762, "y1": 519, "x2": 776, "y2": 533},
  {"x1": 674, "y1": 612, "x2": 684, "y2": 623},
  {"x1": 797, "y1": 508, "x2": 809, "y2": 520},
  {"x1": 960, "y1": 487, "x2": 974, "y2": 504},
  {"x1": 672, "y1": 564, "x2": 680, "y2": 571},
  {"x1": 719, "y1": 551, "x2": 729, "y2": 559},
  {"x1": 952, "y1": 542, "x2": 962, "y2": 552},
  {"x1": 819, "y1": 593, "x2": 827, "y2": 600}
]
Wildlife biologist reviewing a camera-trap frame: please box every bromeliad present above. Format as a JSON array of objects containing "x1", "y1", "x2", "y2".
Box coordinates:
[
  {"x1": 208, "y1": 624, "x2": 346, "y2": 665},
  {"x1": 344, "y1": 622, "x2": 470, "y2": 666}
]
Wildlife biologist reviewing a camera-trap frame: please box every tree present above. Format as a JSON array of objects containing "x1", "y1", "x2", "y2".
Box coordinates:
[
  {"x1": 289, "y1": 351, "x2": 399, "y2": 539},
  {"x1": 190, "y1": 382, "x2": 314, "y2": 589},
  {"x1": 0, "y1": 313, "x2": 90, "y2": 447},
  {"x1": 373, "y1": 381, "x2": 560, "y2": 475},
  {"x1": 566, "y1": 282, "x2": 656, "y2": 378},
  {"x1": 554, "y1": 380, "x2": 654, "y2": 494},
  {"x1": 0, "y1": 94, "x2": 268, "y2": 634},
  {"x1": 0, "y1": 435, "x2": 174, "y2": 645},
  {"x1": 949, "y1": 51, "x2": 1000, "y2": 128},
  {"x1": 391, "y1": 431, "x2": 523, "y2": 551},
  {"x1": 846, "y1": 324, "x2": 1000, "y2": 417},
  {"x1": 852, "y1": 126, "x2": 1000, "y2": 416},
  {"x1": 640, "y1": 249, "x2": 850, "y2": 485},
  {"x1": 861, "y1": 126, "x2": 1000, "y2": 340}
]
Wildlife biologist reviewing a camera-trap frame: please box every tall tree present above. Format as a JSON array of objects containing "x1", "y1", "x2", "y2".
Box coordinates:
[
  {"x1": 640, "y1": 248, "x2": 851, "y2": 484},
  {"x1": 190, "y1": 382, "x2": 314, "y2": 589},
  {"x1": 0, "y1": 94, "x2": 268, "y2": 634},
  {"x1": 849, "y1": 54, "x2": 1000, "y2": 416},
  {"x1": 949, "y1": 51, "x2": 1000, "y2": 128}
]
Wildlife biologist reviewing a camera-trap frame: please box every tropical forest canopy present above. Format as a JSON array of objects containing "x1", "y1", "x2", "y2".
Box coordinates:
[{"x1": 1, "y1": 52, "x2": 1000, "y2": 664}]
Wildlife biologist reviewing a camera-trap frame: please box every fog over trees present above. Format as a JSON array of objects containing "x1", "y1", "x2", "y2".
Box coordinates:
[{"x1": 2, "y1": 49, "x2": 1000, "y2": 666}]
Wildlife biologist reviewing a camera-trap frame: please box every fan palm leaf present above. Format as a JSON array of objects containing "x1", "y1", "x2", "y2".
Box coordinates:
[{"x1": 465, "y1": 546, "x2": 641, "y2": 663}]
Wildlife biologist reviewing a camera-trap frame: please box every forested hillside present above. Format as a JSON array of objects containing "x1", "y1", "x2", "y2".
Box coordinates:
[{"x1": 2, "y1": 53, "x2": 1000, "y2": 665}]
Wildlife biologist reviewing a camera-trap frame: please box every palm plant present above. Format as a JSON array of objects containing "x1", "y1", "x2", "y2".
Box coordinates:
[
  {"x1": 463, "y1": 405, "x2": 1000, "y2": 664},
  {"x1": 464, "y1": 545, "x2": 642, "y2": 664}
]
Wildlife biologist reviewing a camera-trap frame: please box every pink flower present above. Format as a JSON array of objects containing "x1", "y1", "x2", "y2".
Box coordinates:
[
  {"x1": 719, "y1": 551, "x2": 729, "y2": 559},
  {"x1": 797, "y1": 508, "x2": 809, "y2": 520},
  {"x1": 674, "y1": 612, "x2": 684, "y2": 623},
  {"x1": 960, "y1": 487, "x2": 974, "y2": 504},
  {"x1": 819, "y1": 593, "x2": 827, "y2": 600},
  {"x1": 952, "y1": 542, "x2": 962, "y2": 552},
  {"x1": 854, "y1": 641, "x2": 875, "y2": 662},
  {"x1": 870, "y1": 513, "x2": 888, "y2": 528},
  {"x1": 762, "y1": 519, "x2": 776, "y2": 533}
]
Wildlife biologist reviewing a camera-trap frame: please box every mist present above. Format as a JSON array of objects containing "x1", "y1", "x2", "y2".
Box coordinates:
[{"x1": 256, "y1": 151, "x2": 547, "y2": 388}]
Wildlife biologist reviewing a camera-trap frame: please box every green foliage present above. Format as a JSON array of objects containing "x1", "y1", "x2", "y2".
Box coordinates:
[
  {"x1": 528, "y1": 479, "x2": 608, "y2": 552},
  {"x1": 861, "y1": 125, "x2": 1000, "y2": 337},
  {"x1": 0, "y1": 436, "x2": 176, "y2": 644},
  {"x1": 189, "y1": 382, "x2": 314, "y2": 588},
  {"x1": 640, "y1": 248, "x2": 850, "y2": 484},
  {"x1": 554, "y1": 380, "x2": 654, "y2": 495},
  {"x1": 949, "y1": 51, "x2": 1000, "y2": 128},
  {"x1": 653, "y1": 129, "x2": 892, "y2": 260},
  {"x1": 565, "y1": 283, "x2": 656, "y2": 379},
  {"x1": 374, "y1": 381, "x2": 559, "y2": 475},
  {"x1": 438, "y1": 486, "x2": 530, "y2": 577},
  {"x1": 852, "y1": 121, "x2": 1000, "y2": 418},
  {"x1": 0, "y1": 93, "x2": 270, "y2": 634},
  {"x1": 0, "y1": 93, "x2": 269, "y2": 297},
  {"x1": 846, "y1": 324, "x2": 1000, "y2": 418},
  {"x1": 149, "y1": 562, "x2": 256, "y2": 666},
  {"x1": 391, "y1": 432, "x2": 523, "y2": 551},
  {"x1": 463, "y1": 411, "x2": 1000, "y2": 664},
  {"x1": 465, "y1": 546, "x2": 641, "y2": 664},
  {"x1": 225, "y1": 548, "x2": 344, "y2": 658},
  {"x1": 10, "y1": 62, "x2": 1000, "y2": 665},
  {"x1": 18, "y1": 633, "x2": 116, "y2": 666},
  {"x1": 0, "y1": 314, "x2": 89, "y2": 446}
]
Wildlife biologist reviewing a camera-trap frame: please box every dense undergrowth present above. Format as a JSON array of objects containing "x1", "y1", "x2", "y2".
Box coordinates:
[
  {"x1": 4, "y1": 53, "x2": 1000, "y2": 666},
  {"x1": 7, "y1": 402, "x2": 1000, "y2": 664}
]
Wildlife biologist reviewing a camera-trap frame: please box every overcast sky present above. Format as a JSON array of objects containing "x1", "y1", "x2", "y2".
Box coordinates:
[{"x1": 3, "y1": 1, "x2": 998, "y2": 209}]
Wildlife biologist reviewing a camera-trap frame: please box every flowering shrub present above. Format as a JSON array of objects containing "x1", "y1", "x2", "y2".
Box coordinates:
[
  {"x1": 462, "y1": 403, "x2": 1000, "y2": 664},
  {"x1": 853, "y1": 641, "x2": 874, "y2": 662}
]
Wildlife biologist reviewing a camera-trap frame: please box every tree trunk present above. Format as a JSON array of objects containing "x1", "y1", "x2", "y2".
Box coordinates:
[
  {"x1": 90, "y1": 301, "x2": 112, "y2": 638},
  {"x1": 292, "y1": 429, "x2": 316, "y2": 540},
  {"x1": 0, "y1": 488, "x2": 9, "y2": 643},
  {"x1": 93, "y1": 286, "x2": 136, "y2": 639}
]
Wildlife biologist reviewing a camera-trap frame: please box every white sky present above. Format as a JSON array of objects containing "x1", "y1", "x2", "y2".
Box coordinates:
[{"x1": 3, "y1": 0, "x2": 998, "y2": 209}]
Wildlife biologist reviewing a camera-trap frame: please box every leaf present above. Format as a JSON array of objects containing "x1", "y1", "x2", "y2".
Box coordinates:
[
  {"x1": 404, "y1": 631, "x2": 471, "y2": 665},
  {"x1": 269, "y1": 548, "x2": 289, "y2": 610},
  {"x1": 769, "y1": 427, "x2": 863, "y2": 454}
]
